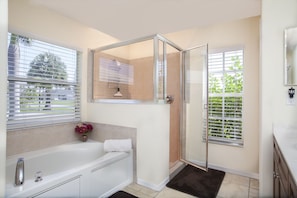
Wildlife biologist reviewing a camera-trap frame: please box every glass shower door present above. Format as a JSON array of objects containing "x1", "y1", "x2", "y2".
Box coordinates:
[{"x1": 180, "y1": 44, "x2": 208, "y2": 171}]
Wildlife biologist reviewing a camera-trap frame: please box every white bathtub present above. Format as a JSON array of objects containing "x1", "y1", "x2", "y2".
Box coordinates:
[{"x1": 5, "y1": 140, "x2": 133, "y2": 198}]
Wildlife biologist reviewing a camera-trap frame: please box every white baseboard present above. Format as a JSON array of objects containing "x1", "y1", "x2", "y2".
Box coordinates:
[
  {"x1": 137, "y1": 177, "x2": 169, "y2": 191},
  {"x1": 100, "y1": 178, "x2": 133, "y2": 198},
  {"x1": 208, "y1": 163, "x2": 259, "y2": 179},
  {"x1": 136, "y1": 162, "x2": 259, "y2": 192},
  {"x1": 188, "y1": 159, "x2": 259, "y2": 180}
]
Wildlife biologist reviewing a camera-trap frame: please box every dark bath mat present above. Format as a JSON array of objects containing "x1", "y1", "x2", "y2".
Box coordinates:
[
  {"x1": 166, "y1": 165, "x2": 225, "y2": 198},
  {"x1": 109, "y1": 190, "x2": 138, "y2": 198}
]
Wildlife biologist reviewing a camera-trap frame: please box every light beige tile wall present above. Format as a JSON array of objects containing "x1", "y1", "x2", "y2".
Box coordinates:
[
  {"x1": 93, "y1": 52, "x2": 154, "y2": 101},
  {"x1": 6, "y1": 123, "x2": 77, "y2": 156},
  {"x1": 129, "y1": 56, "x2": 154, "y2": 100},
  {"x1": 93, "y1": 52, "x2": 131, "y2": 99},
  {"x1": 89, "y1": 123, "x2": 136, "y2": 148},
  {"x1": 7, "y1": 122, "x2": 137, "y2": 157}
]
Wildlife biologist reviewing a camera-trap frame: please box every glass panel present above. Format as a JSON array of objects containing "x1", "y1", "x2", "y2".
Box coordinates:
[
  {"x1": 165, "y1": 43, "x2": 181, "y2": 168},
  {"x1": 93, "y1": 39, "x2": 155, "y2": 101},
  {"x1": 181, "y1": 44, "x2": 208, "y2": 170}
]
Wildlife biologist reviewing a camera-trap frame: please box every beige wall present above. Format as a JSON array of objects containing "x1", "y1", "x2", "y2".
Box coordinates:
[
  {"x1": 8, "y1": 1, "x2": 295, "y2": 197},
  {"x1": 7, "y1": 0, "x2": 260, "y2": 189},
  {"x1": 8, "y1": 0, "x2": 119, "y2": 122},
  {"x1": 166, "y1": 16, "x2": 260, "y2": 178},
  {"x1": 0, "y1": 0, "x2": 8, "y2": 196},
  {"x1": 8, "y1": 0, "x2": 171, "y2": 190},
  {"x1": 260, "y1": 0, "x2": 297, "y2": 196},
  {"x1": 87, "y1": 104, "x2": 170, "y2": 189}
]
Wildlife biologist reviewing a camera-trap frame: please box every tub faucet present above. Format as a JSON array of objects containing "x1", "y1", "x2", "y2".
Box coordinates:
[{"x1": 15, "y1": 158, "x2": 24, "y2": 186}]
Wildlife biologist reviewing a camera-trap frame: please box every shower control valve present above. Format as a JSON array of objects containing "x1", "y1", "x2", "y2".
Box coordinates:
[{"x1": 166, "y1": 95, "x2": 174, "y2": 104}]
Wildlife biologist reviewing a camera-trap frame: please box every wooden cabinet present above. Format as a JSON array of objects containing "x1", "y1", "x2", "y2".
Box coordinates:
[
  {"x1": 273, "y1": 137, "x2": 297, "y2": 198},
  {"x1": 289, "y1": 175, "x2": 297, "y2": 198},
  {"x1": 273, "y1": 137, "x2": 289, "y2": 197}
]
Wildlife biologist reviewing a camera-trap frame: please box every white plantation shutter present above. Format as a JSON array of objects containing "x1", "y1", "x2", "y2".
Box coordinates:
[
  {"x1": 7, "y1": 33, "x2": 81, "y2": 130},
  {"x1": 208, "y1": 49, "x2": 243, "y2": 145}
]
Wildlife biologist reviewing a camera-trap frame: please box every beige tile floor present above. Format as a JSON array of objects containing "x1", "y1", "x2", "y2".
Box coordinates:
[{"x1": 123, "y1": 173, "x2": 259, "y2": 198}]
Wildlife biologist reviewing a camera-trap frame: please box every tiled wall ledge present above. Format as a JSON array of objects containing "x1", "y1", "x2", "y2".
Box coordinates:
[
  {"x1": 89, "y1": 123, "x2": 137, "y2": 150},
  {"x1": 7, "y1": 122, "x2": 137, "y2": 158},
  {"x1": 89, "y1": 122, "x2": 137, "y2": 180}
]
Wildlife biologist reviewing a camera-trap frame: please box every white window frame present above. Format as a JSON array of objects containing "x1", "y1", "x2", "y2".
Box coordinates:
[
  {"x1": 208, "y1": 47, "x2": 244, "y2": 146},
  {"x1": 7, "y1": 33, "x2": 81, "y2": 130}
]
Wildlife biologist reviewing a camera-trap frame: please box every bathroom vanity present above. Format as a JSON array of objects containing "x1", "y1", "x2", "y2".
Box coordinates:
[{"x1": 273, "y1": 127, "x2": 297, "y2": 197}]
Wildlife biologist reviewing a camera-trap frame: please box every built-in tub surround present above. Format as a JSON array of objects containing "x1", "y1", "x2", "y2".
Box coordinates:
[
  {"x1": 89, "y1": 123, "x2": 137, "y2": 180},
  {"x1": 89, "y1": 123, "x2": 137, "y2": 149},
  {"x1": 7, "y1": 122, "x2": 137, "y2": 157},
  {"x1": 6, "y1": 122, "x2": 138, "y2": 188},
  {"x1": 7, "y1": 123, "x2": 77, "y2": 156},
  {"x1": 6, "y1": 141, "x2": 133, "y2": 197}
]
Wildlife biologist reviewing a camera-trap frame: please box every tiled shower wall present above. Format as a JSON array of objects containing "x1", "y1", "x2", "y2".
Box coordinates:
[
  {"x1": 93, "y1": 52, "x2": 155, "y2": 101},
  {"x1": 6, "y1": 122, "x2": 137, "y2": 157}
]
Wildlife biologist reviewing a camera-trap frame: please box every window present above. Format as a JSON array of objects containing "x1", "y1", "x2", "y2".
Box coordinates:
[
  {"x1": 7, "y1": 33, "x2": 81, "y2": 130},
  {"x1": 208, "y1": 49, "x2": 243, "y2": 146}
]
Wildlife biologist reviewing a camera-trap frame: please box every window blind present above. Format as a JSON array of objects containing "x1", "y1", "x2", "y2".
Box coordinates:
[
  {"x1": 7, "y1": 33, "x2": 81, "y2": 130},
  {"x1": 208, "y1": 49, "x2": 243, "y2": 145}
]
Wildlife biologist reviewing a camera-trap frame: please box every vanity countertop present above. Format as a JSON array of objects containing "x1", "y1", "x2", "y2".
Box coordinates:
[{"x1": 274, "y1": 126, "x2": 297, "y2": 186}]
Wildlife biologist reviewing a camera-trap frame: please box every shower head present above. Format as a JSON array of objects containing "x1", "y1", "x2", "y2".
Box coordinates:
[
  {"x1": 113, "y1": 59, "x2": 121, "y2": 66},
  {"x1": 114, "y1": 87, "x2": 123, "y2": 97}
]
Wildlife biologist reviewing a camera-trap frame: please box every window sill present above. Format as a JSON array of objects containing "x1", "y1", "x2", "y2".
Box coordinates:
[{"x1": 207, "y1": 139, "x2": 244, "y2": 148}]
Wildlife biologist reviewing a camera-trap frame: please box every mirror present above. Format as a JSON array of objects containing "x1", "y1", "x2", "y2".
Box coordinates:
[{"x1": 284, "y1": 27, "x2": 297, "y2": 85}]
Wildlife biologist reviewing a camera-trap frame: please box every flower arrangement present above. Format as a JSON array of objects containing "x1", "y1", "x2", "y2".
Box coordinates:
[{"x1": 75, "y1": 122, "x2": 93, "y2": 134}]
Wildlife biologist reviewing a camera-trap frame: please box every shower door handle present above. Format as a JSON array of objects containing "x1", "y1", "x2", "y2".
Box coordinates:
[{"x1": 166, "y1": 95, "x2": 174, "y2": 104}]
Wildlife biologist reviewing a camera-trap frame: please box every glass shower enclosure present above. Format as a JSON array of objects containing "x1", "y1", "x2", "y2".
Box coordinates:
[{"x1": 90, "y1": 34, "x2": 209, "y2": 171}]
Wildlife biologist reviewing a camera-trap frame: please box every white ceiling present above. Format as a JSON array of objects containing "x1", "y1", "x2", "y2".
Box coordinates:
[{"x1": 31, "y1": 0, "x2": 261, "y2": 41}]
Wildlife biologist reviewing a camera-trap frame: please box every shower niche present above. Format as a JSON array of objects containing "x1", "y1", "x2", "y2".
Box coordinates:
[{"x1": 91, "y1": 34, "x2": 209, "y2": 171}]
